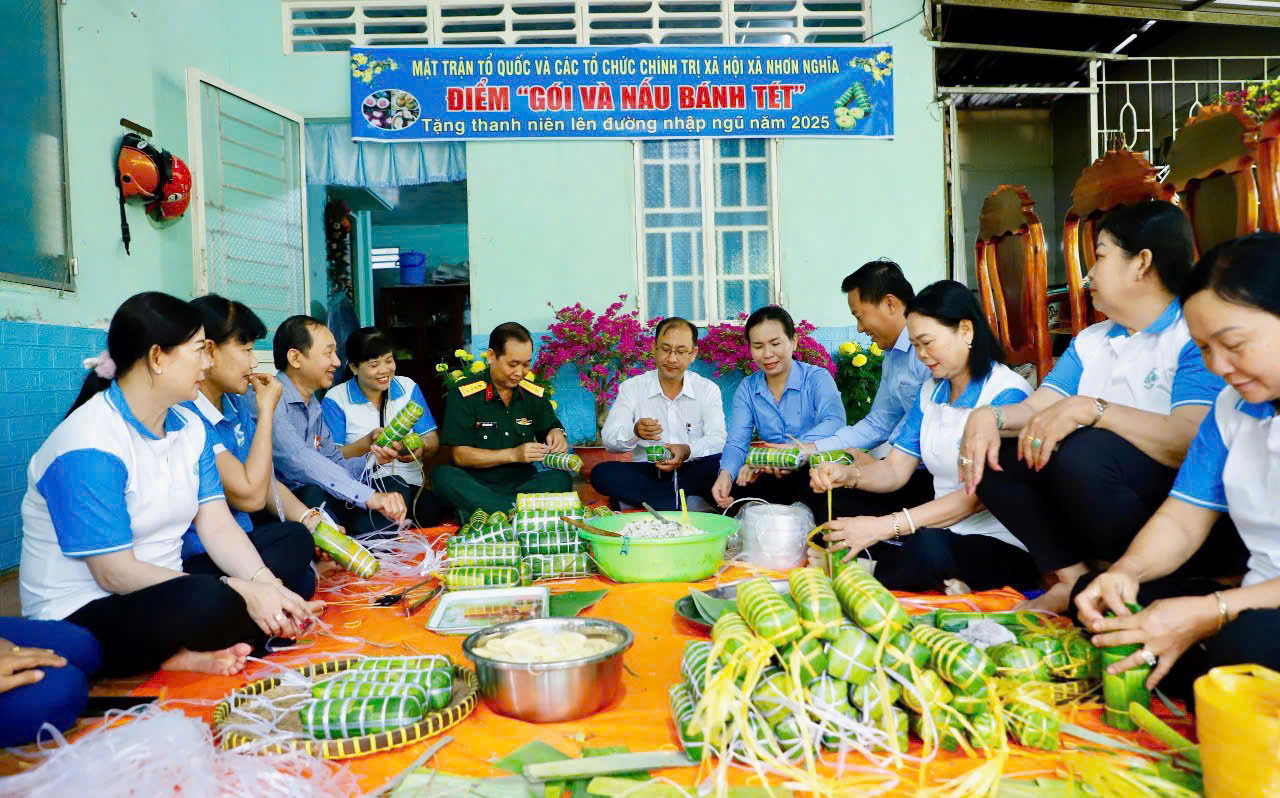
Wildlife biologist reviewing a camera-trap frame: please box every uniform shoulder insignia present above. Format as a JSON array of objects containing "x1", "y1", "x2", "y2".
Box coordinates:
[
  {"x1": 458, "y1": 380, "x2": 487, "y2": 398},
  {"x1": 518, "y1": 379, "x2": 545, "y2": 398}
]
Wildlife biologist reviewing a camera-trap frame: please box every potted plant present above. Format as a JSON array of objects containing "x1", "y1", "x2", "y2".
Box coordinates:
[
  {"x1": 832, "y1": 340, "x2": 885, "y2": 426},
  {"x1": 1209, "y1": 78, "x2": 1280, "y2": 123},
  {"x1": 532, "y1": 296, "x2": 657, "y2": 478},
  {"x1": 698, "y1": 311, "x2": 836, "y2": 378}
]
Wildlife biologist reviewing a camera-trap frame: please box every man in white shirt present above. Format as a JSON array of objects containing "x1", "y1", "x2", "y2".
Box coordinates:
[{"x1": 591, "y1": 318, "x2": 727, "y2": 510}]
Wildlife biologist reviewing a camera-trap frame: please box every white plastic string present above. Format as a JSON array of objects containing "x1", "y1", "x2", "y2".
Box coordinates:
[{"x1": 0, "y1": 703, "x2": 361, "y2": 798}]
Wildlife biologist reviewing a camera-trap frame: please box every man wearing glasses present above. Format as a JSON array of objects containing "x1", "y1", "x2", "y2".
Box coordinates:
[{"x1": 591, "y1": 317, "x2": 727, "y2": 510}]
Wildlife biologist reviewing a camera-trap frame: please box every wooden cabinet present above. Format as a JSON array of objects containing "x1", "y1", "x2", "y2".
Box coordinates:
[{"x1": 376, "y1": 283, "x2": 470, "y2": 425}]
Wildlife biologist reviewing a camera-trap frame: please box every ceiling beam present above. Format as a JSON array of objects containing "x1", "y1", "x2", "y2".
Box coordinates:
[
  {"x1": 1187, "y1": 0, "x2": 1218, "y2": 8},
  {"x1": 936, "y1": 0, "x2": 1280, "y2": 27},
  {"x1": 930, "y1": 40, "x2": 1129, "y2": 59},
  {"x1": 938, "y1": 85, "x2": 1097, "y2": 94}
]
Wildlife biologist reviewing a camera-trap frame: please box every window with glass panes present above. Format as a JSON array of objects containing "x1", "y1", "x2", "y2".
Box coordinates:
[{"x1": 637, "y1": 139, "x2": 776, "y2": 325}]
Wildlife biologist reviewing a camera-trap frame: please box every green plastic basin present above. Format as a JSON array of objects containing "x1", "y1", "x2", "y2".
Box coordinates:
[{"x1": 580, "y1": 511, "x2": 737, "y2": 583}]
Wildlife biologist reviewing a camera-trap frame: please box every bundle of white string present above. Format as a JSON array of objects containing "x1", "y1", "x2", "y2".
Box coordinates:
[{"x1": 0, "y1": 702, "x2": 361, "y2": 798}]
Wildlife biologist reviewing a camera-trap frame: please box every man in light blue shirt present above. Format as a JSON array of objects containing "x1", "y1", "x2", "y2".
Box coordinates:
[
  {"x1": 801, "y1": 260, "x2": 935, "y2": 520},
  {"x1": 268, "y1": 315, "x2": 407, "y2": 538}
]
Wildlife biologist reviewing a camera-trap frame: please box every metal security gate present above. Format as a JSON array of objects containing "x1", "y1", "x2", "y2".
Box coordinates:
[
  {"x1": 1094, "y1": 56, "x2": 1280, "y2": 176},
  {"x1": 186, "y1": 70, "x2": 309, "y2": 351}
]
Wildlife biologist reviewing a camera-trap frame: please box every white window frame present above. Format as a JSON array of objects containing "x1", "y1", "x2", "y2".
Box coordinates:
[
  {"x1": 633, "y1": 138, "x2": 781, "y2": 326},
  {"x1": 184, "y1": 68, "x2": 310, "y2": 314}
]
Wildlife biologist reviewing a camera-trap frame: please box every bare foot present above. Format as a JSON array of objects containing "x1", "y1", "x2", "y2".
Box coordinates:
[
  {"x1": 1016, "y1": 582, "x2": 1073, "y2": 614},
  {"x1": 160, "y1": 643, "x2": 252, "y2": 676},
  {"x1": 315, "y1": 559, "x2": 343, "y2": 579}
]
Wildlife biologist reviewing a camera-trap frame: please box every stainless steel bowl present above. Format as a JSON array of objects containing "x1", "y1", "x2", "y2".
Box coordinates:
[{"x1": 462, "y1": 617, "x2": 633, "y2": 723}]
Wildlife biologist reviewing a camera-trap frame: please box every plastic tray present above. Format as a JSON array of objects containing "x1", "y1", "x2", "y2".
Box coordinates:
[{"x1": 426, "y1": 586, "x2": 550, "y2": 635}]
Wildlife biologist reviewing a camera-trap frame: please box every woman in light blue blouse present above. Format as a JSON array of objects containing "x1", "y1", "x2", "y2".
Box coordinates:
[
  {"x1": 811, "y1": 281, "x2": 1038, "y2": 591},
  {"x1": 711, "y1": 306, "x2": 846, "y2": 508},
  {"x1": 1075, "y1": 233, "x2": 1280, "y2": 699}
]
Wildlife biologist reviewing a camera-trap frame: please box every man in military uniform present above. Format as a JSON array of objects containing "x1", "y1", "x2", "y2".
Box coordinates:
[{"x1": 432, "y1": 322, "x2": 573, "y2": 517}]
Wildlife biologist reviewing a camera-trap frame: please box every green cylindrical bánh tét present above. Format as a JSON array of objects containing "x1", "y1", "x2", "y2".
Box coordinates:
[
  {"x1": 668, "y1": 681, "x2": 706, "y2": 761},
  {"x1": 645, "y1": 444, "x2": 673, "y2": 463},
  {"x1": 515, "y1": 492, "x2": 583, "y2": 513},
  {"x1": 399, "y1": 432, "x2": 423, "y2": 453},
  {"x1": 987, "y1": 643, "x2": 1050, "y2": 683},
  {"x1": 445, "y1": 539, "x2": 522, "y2": 568},
  {"x1": 750, "y1": 667, "x2": 792, "y2": 725},
  {"x1": 711, "y1": 611, "x2": 755, "y2": 663},
  {"x1": 901, "y1": 669, "x2": 953, "y2": 714},
  {"x1": 851, "y1": 83, "x2": 872, "y2": 117},
  {"x1": 808, "y1": 450, "x2": 854, "y2": 467},
  {"x1": 350, "y1": 670, "x2": 453, "y2": 710},
  {"x1": 788, "y1": 567, "x2": 843, "y2": 641},
  {"x1": 736, "y1": 577, "x2": 803, "y2": 647},
  {"x1": 374, "y1": 402, "x2": 424, "y2": 448},
  {"x1": 778, "y1": 635, "x2": 827, "y2": 682},
  {"x1": 312, "y1": 520, "x2": 380, "y2": 578},
  {"x1": 454, "y1": 521, "x2": 515, "y2": 545},
  {"x1": 909, "y1": 625, "x2": 995, "y2": 694},
  {"x1": 300, "y1": 696, "x2": 424, "y2": 740},
  {"x1": 680, "y1": 640, "x2": 727, "y2": 699},
  {"x1": 310, "y1": 678, "x2": 430, "y2": 707},
  {"x1": 831, "y1": 562, "x2": 910, "y2": 641},
  {"x1": 351, "y1": 654, "x2": 451, "y2": 672},
  {"x1": 1005, "y1": 698, "x2": 1061, "y2": 751},
  {"x1": 442, "y1": 565, "x2": 528, "y2": 591},
  {"x1": 850, "y1": 677, "x2": 900, "y2": 719},
  {"x1": 1102, "y1": 647, "x2": 1151, "y2": 731},
  {"x1": 541, "y1": 452, "x2": 583, "y2": 473},
  {"x1": 834, "y1": 83, "x2": 858, "y2": 108},
  {"x1": 521, "y1": 552, "x2": 595, "y2": 580},
  {"x1": 515, "y1": 528, "x2": 584, "y2": 555},
  {"x1": 511, "y1": 509, "x2": 583, "y2": 536},
  {"x1": 466, "y1": 509, "x2": 489, "y2": 528},
  {"x1": 879, "y1": 629, "x2": 932, "y2": 679},
  {"x1": 745, "y1": 447, "x2": 805, "y2": 469},
  {"x1": 951, "y1": 678, "x2": 991, "y2": 715},
  {"x1": 826, "y1": 625, "x2": 876, "y2": 686}
]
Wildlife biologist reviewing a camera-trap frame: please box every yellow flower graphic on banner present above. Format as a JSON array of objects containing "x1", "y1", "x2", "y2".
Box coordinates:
[{"x1": 353, "y1": 53, "x2": 369, "y2": 66}]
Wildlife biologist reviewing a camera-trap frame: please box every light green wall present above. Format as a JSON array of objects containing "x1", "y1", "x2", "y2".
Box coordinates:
[
  {"x1": 466, "y1": 0, "x2": 946, "y2": 332},
  {"x1": 14, "y1": 0, "x2": 944, "y2": 334},
  {"x1": 467, "y1": 141, "x2": 638, "y2": 333},
  {"x1": 0, "y1": 0, "x2": 349, "y2": 327}
]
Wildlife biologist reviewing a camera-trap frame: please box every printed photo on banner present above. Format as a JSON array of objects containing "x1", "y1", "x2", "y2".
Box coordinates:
[{"x1": 349, "y1": 45, "x2": 894, "y2": 142}]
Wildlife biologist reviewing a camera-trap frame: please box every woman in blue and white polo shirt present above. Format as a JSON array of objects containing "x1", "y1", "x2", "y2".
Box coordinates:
[
  {"x1": 1074, "y1": 233, "x2": 1280, "y2": 698},
  {"x1": 811, "y1": 281, "x2": 1038, "y2": 592},
  {"x1": 322, "y1": 327, "x2": 447, "y2": 527},
  {"x1": 182, "y1": 295, "x2": 328, "y2": 587},
  {"x1": 960, "y1": 201, "x2": 1246, "y2": 611},
  {"x1": 19, "y1": 293, "x2": 323, "y2": 678}
]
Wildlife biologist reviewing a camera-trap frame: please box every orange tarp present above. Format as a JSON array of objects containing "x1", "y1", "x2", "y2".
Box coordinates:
[{"x1": 129, "y1": 528, "x2": 1192, "y2": 795}]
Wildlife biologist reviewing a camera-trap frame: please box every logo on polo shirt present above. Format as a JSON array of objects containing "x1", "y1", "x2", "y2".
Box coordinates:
[
  {"x1": 1144, "y1": 368, "x2": 1159, "y2": 390},
  {"x1": 233, "y1": 423, "x2": 246, "y2": 448}
]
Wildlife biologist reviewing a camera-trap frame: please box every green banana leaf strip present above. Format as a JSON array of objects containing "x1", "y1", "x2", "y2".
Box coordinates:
[
  {"x1": 689, "y1": 590, "x2": 737, "y2": 624},
  {"x1": 550, "y1": 589, "x2": 610, "y2": 617}
]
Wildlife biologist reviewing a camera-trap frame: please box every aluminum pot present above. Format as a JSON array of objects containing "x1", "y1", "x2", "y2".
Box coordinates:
[{"x1": 462, "y1": 617, "x2": 633, "y2": 723}]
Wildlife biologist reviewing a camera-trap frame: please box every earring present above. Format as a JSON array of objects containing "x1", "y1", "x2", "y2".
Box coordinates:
[{"x1": 966, "y1": 339, "x2": 973, "y2": 349}]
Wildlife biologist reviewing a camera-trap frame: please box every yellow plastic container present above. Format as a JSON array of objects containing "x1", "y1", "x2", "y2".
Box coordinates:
[{"x1": 1195, "y1": 664, "x2": 1280, "y2": 797}]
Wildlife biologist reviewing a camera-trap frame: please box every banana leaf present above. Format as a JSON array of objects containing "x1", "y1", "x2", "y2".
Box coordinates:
[{"x1": 550, "y1": 589, "x2": 609, "y2": 618}]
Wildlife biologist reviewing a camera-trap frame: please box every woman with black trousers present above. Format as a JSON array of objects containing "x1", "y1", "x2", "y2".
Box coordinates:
[
  {"x1": 958, "y1": 201, "x2": 1246, "y2": 611},
  {"x1": 18, "y1": 292, "x2": 323, "y2": 678},
  {"x1": 1075, "y1": 233, "x2": 1280, "y2": 700}
]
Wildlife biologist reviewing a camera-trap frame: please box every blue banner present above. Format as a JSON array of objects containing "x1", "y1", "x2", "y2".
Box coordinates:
[{"x1": 350, "y1": 45, "x2": 893, "y2": 141}]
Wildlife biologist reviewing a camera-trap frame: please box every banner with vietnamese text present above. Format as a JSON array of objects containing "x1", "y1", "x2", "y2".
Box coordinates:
[{"x1": 350, "y1": 45, "x2": 894, "y2": 141}]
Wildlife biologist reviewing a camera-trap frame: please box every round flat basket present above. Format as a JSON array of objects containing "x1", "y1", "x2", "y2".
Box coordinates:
[{"x1": 213, "y1": 657, "x2": 478, "y2": 760}]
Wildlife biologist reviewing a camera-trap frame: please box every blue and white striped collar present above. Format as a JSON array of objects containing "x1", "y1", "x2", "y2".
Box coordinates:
[
  {"x1": 929, "y1": 370, "x2": 991, "y2": 408},
  {"x1": 106, "y1": 381, "x2": 186, "y2": 440},
  {"x1": 1107, "y1": 300, "x2": 1181, "y2": 339},
  {"x1": 344, "y1": 377, "x2": 404, "y2": 405}
]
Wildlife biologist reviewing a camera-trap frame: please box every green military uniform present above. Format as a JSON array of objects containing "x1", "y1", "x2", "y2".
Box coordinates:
[{"x1": 432, "y1": 374, "x2": 574, "y2": 518}]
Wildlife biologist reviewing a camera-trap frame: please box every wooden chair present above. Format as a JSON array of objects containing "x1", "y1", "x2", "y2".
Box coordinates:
[
  {"x1": 1062, "y1": 150, "x2": 1174, "y2": 334},
  {"x1": 975, "y1": 185, "x2": 1054, "y2": 382},
  {"x1": 1163, "y1": 105, "x2": 1260, "y2": 257},
  {"x1": 1256, "y1": 110, "x2": 1280, "y2": 234}
]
